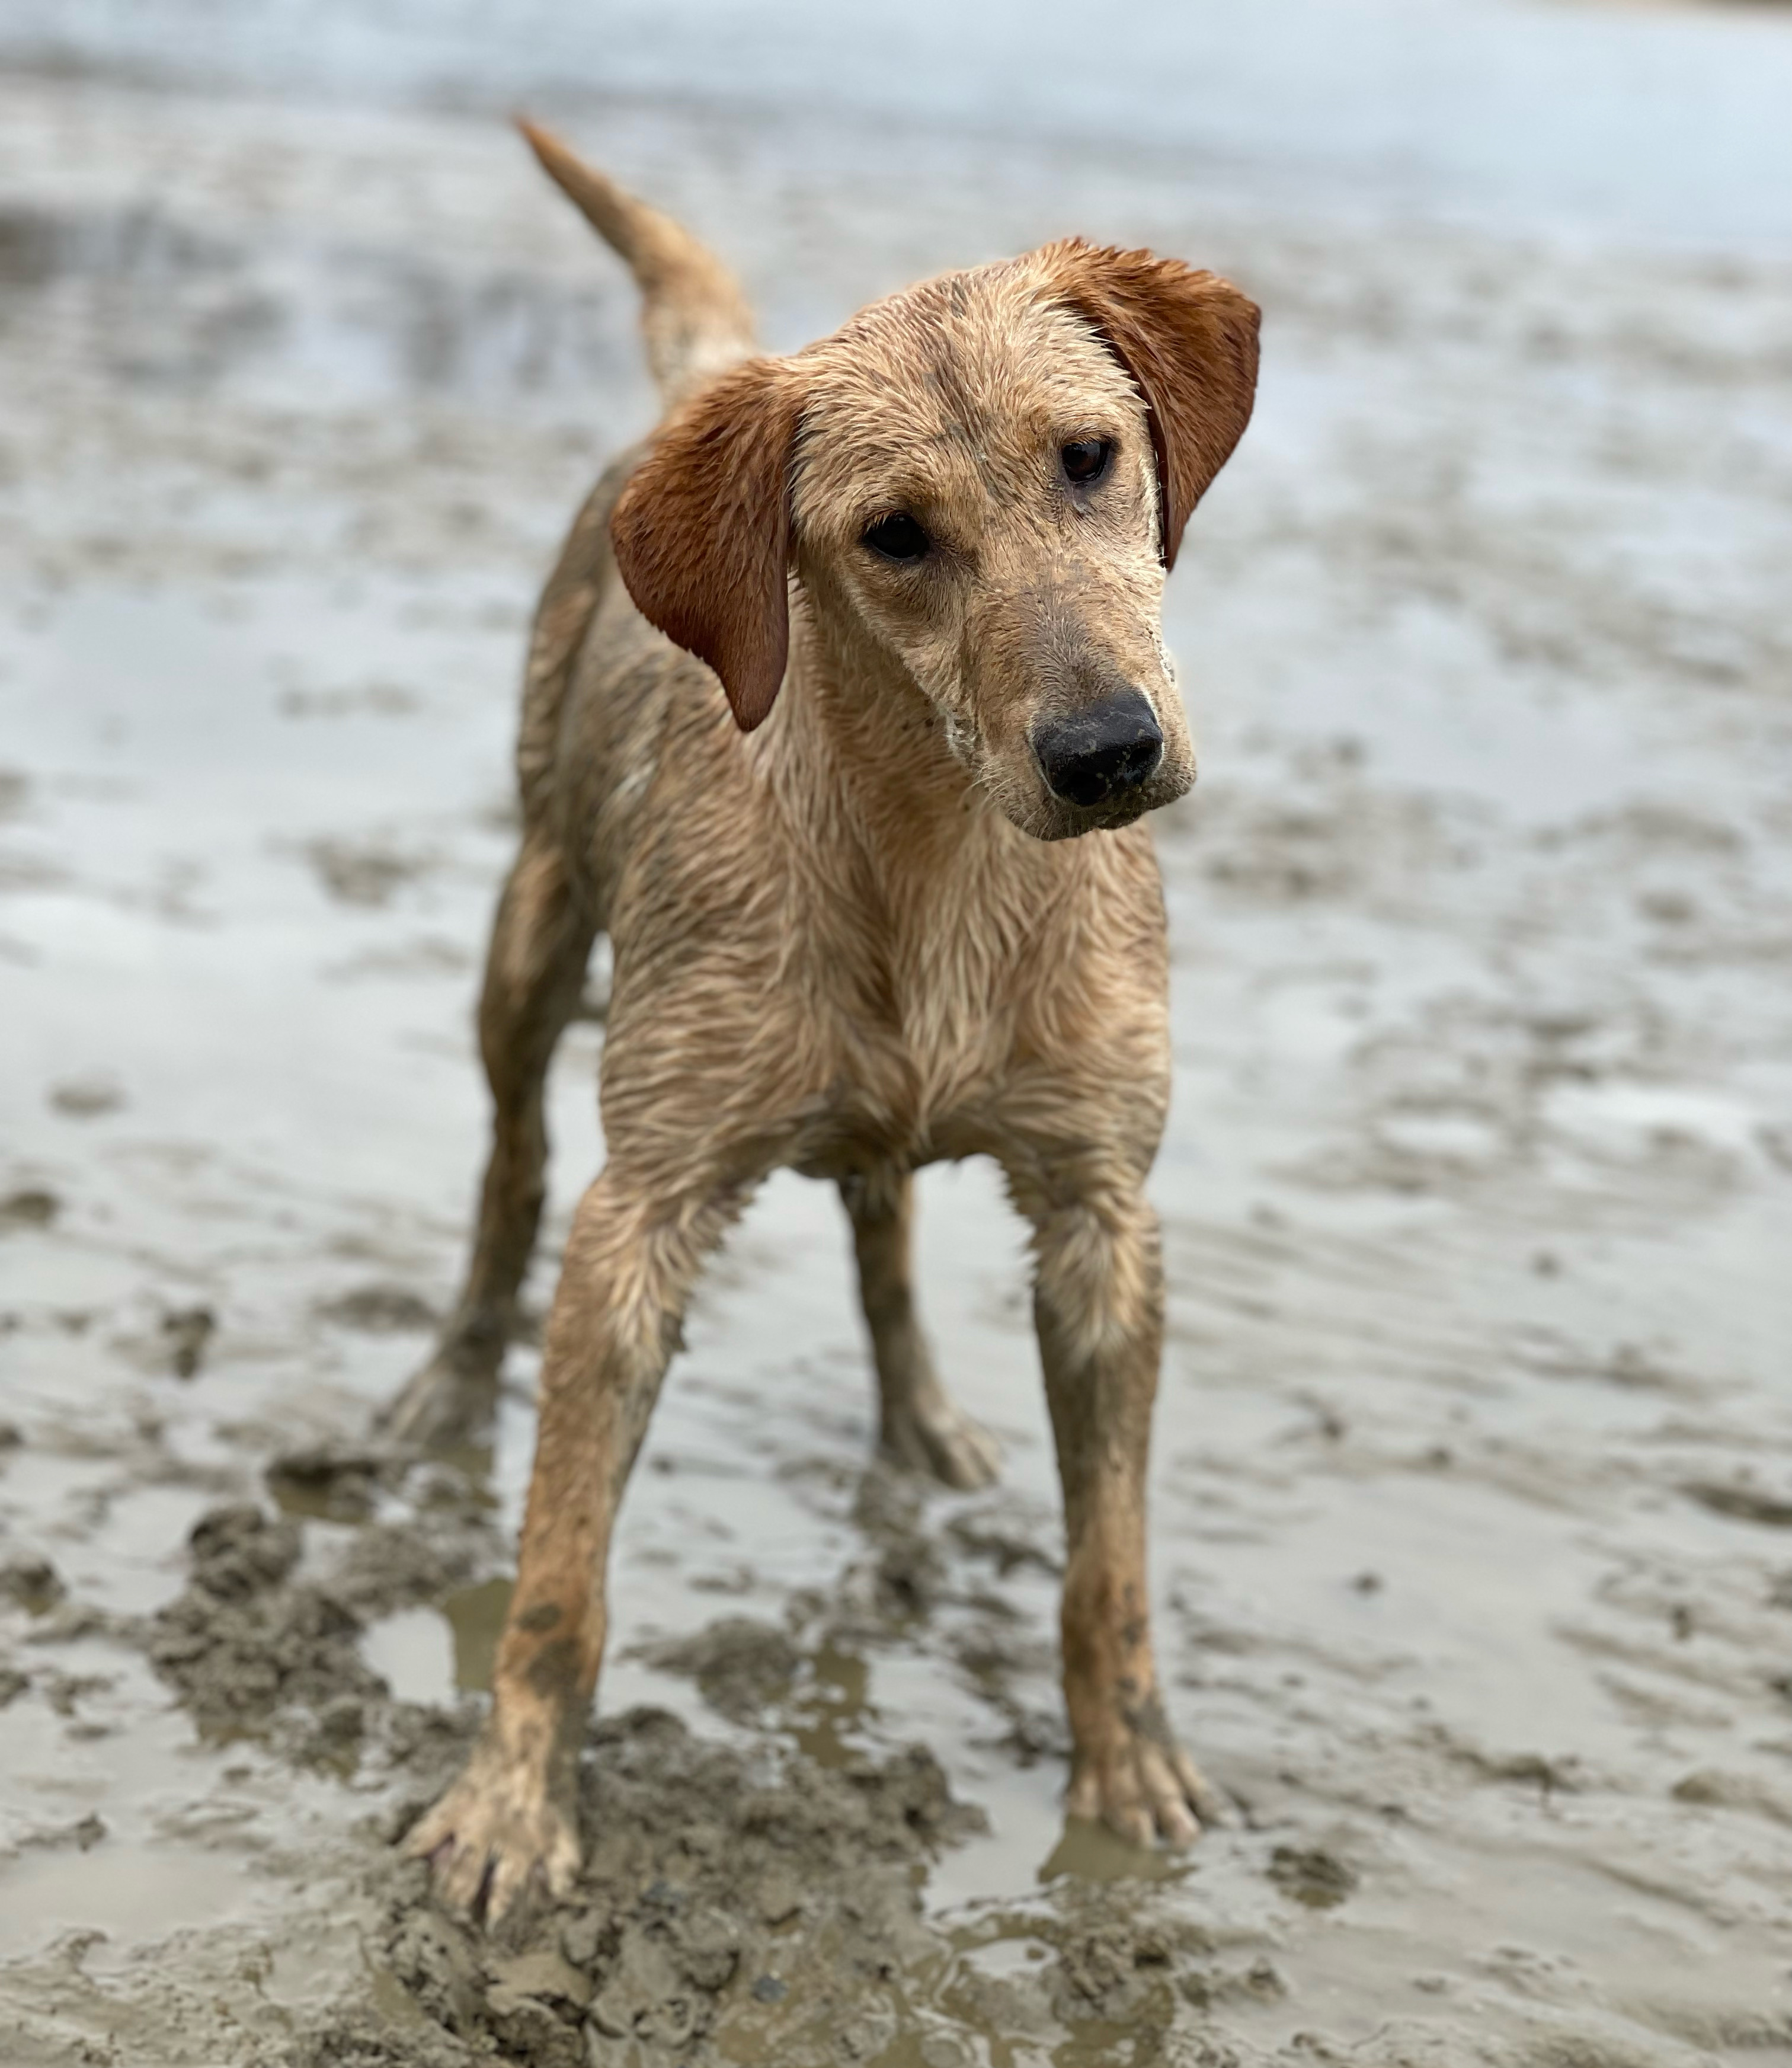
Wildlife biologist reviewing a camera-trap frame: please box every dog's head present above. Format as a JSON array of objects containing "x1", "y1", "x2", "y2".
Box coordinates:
[{"x1": 610, "y1": 239, "x2": 1259, "y2": 840}]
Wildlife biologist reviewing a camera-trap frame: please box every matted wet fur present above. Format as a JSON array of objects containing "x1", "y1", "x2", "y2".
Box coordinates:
[{"x1": 386, "y1": 120, "x2": 1259, "y2": 1922}]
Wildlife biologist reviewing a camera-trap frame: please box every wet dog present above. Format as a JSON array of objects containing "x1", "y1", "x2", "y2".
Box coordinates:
[{"x1": 389, "y1": 122, "x2": 1258, "y2": 1921}]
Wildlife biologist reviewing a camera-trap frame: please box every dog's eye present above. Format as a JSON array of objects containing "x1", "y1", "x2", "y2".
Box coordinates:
[
  {"x1": 862, "y1": 513, "x2": 930, "y2": 562},
  {"x1": 1061, "y1": 439, "x2": 1112, "y2": 485}
]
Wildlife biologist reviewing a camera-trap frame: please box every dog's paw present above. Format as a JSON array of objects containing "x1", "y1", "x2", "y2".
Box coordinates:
[
  {"x1": 883, "y1": 1396, "x2": 1001, "y2": 1491},
  {"x1": 1067, "y1": 1705, "x2": 1231, "y2": 1849},
  {"x1": 404, "y1": 1748, "x2": 580, "y2": 1925},
  {"x1": 376, "y1": 1339, "x2": 501, "y2": 1450}
]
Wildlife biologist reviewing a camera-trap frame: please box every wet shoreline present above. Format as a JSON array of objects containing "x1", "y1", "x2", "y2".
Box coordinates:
[{"x1": 4, "y1": 18, "x2": 1792, "y2": 2064}]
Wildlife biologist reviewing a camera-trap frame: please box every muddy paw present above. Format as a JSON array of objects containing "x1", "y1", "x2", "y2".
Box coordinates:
[
  {"x1": 1067, "y1": 1698, "x2": 1231, "y2": 1849},
  {"x1": 376, "y1": 1332, "x2": 501, "y2": 1450},
  {"x1": 404, "y1": 1746, "x2": 580, "y2": 1925},
  {"x1": 883, "y1": 1395, "x2": 1001, "y2": 1491}
]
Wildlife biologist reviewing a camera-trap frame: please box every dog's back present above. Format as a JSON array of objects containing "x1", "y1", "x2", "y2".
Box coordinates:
[{"x1": 508, "y1": 127, "x2": 764, "y2": 903}]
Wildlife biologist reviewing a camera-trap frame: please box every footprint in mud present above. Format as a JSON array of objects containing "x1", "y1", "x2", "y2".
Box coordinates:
[
  {"x1": 301, "y1": 835, "x2": 438, "y2": 909},
  {"x1": 265, "y1": 1443, "x2": 388, "y2": 1523},
  {"x1": 0, "y1": 1552, "x2": 68, "y2": 1615},
  {"x1": 279, "y1": 679, "x2": 421, "y2": 718},
  {"x1": 1683, "y1": 1479, "x2": 1792, "y2": 1530},
  {"x1": 1266, "y1": 1842, "x2": 1358, "y2": 1910},
  {"x1": 143, "y1": 1506, "x2": 382, "y2": 1751},
  {"x1": 318, "y1": 1283, "x2": 441, "y2": 1335},
  {"x1": 48, "y1": 1075, "x2": 124, "y2": 1118},
  {"x1": 0, "y1": 1185, "x2": 57, "y2": 1230},
  {"x1": 640, "y1": 1616, "x2": 799, "y2": 1724},
  {"x1": 161, "y1": 1303, "x2": 215, "y2": 1379}
]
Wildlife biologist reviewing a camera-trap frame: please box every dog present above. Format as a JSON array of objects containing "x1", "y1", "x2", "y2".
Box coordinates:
[{"x1": 389, "y1": 121, "x2": 1259, "y2": 1922}]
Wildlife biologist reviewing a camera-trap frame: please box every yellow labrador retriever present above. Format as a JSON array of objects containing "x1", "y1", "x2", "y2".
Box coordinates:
[{"x1": 389, "y1": 122, "x2": 1258, "y2": 1921}]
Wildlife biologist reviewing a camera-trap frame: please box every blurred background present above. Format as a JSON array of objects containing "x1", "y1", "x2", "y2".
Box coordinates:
[{"x1": 1, "y1": 4, "x2": 1790, "y2": 2064}]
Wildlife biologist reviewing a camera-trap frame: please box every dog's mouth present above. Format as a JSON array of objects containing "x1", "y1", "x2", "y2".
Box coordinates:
[
  {"x1": 1034, "y1": 779, "x2": 1179, "y2": 840},
  {"x1": 1065, "y1": 785, "x2": 1163, "y2": 831},
  {"x1": 985, "y1": 756, "x2": 1193, "y2": 843}
]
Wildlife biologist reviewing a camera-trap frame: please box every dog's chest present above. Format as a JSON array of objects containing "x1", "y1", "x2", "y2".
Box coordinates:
[
  {"x1": 777, "y1": 826, "x2": 1163, "y2": 1177},
  {"x1": 802, "y1": 904, "x2": 1042, "y2": 1167}
]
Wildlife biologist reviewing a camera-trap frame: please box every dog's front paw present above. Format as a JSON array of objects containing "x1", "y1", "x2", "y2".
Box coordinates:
[
  {"x1": 404, "y1": 1743, "x2": 580, "y2": 1924},
  {"x1": 1067, "y1": 1693, "x2": 1231, "y2": 1849}
]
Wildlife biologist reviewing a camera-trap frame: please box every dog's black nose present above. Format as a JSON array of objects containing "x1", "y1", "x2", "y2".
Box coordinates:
[{"x1": 1032, "y1": 689, "x2": 1164, "y2": 810}]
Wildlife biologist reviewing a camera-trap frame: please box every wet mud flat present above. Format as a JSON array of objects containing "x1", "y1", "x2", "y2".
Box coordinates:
[{"x1": 3, "y1": 29, "x2": 1792, "y2": 2068}]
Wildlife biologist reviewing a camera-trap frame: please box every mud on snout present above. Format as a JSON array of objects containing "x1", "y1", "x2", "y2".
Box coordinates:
[{"x1": 961, "y1": 580, "x2": 1196, "y2": 842}]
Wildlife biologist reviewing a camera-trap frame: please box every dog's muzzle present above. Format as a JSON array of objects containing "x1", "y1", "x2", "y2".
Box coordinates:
[{"x1": 1031, "y1": 689, "x2": 1164, "y2": 810}]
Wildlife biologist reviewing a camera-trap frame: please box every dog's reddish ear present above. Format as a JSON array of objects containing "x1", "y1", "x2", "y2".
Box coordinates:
[
  {"x1": 1043, "y1": 241, "x2": 1259, "y2": 571},
  {"x1": 609, "y1": 358, "x2": 802, "y2": 732}
]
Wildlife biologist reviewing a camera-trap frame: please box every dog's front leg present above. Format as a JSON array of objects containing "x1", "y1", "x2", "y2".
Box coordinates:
[
  {"x1": 1031, "y1": 1186, "x2": 1224, "y2": 1846},
  {"x1": 405, "y1": 1166, "x2": 732, "y2": 1922}
]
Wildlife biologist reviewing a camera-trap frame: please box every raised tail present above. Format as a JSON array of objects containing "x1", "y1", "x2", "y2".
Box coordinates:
[{"x1": 518, "y1": 119, "x2": 757, "y2": 411}]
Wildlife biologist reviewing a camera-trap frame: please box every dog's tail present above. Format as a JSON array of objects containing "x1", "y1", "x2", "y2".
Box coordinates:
[{"x1": 518, "y1": 119, "x2": 756, "y2": 411}]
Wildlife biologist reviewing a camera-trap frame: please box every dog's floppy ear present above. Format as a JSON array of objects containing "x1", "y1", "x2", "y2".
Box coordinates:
[
  {"x1": 609, "y1": 357, "x2": 803, "y2": 733},
  {"x1": 1042, "y1": 240, "x2": 1259, "y2": 571}
]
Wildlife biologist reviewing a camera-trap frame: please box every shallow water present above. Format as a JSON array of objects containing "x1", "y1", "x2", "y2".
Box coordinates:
[
  {"x1": 2, "y1": 5, "x2": 1791, "y2": 2063},
  {"x1": 8, "y1": 0, "x2": 1792, "y2": 248}
]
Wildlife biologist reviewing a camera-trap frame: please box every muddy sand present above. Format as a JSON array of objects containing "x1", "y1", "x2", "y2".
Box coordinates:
[{"x1": 3, "y1": 5, "x2": 1792, "y2": 2063}]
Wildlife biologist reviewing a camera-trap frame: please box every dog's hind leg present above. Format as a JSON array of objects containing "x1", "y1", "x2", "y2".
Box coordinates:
[
  {"x1": 841, "y1": 1168, "x2": 1000, "y2": 1490},
  {"x1": 380, "y1": 836, "x2": 597, "y2": 1448}
]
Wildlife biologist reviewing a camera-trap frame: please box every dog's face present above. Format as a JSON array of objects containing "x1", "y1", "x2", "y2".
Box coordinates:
[
  {"x1": 611, "y1": 241, "x2": 1259, "y2": 842},
  {"x1": 793, "y1": 279, "x2": 1189, "y2": 840}
]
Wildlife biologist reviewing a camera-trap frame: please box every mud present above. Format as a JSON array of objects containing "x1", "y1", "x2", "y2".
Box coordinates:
[
  {"x1": 3, "y1": 1, "x2": 1792, "y2": 2064},
  {"x1": 129, "y1": 1498, "x2": 993, "y2": 2066},
  {"x1": 19, "y1": 1487, "x2": 1478, "y2": 2068}
]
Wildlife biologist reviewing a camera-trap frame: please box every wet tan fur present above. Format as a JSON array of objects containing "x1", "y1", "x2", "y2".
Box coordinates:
[{"x1": 393, "y1": 123, "x2": 1259, "y2": 1920}]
